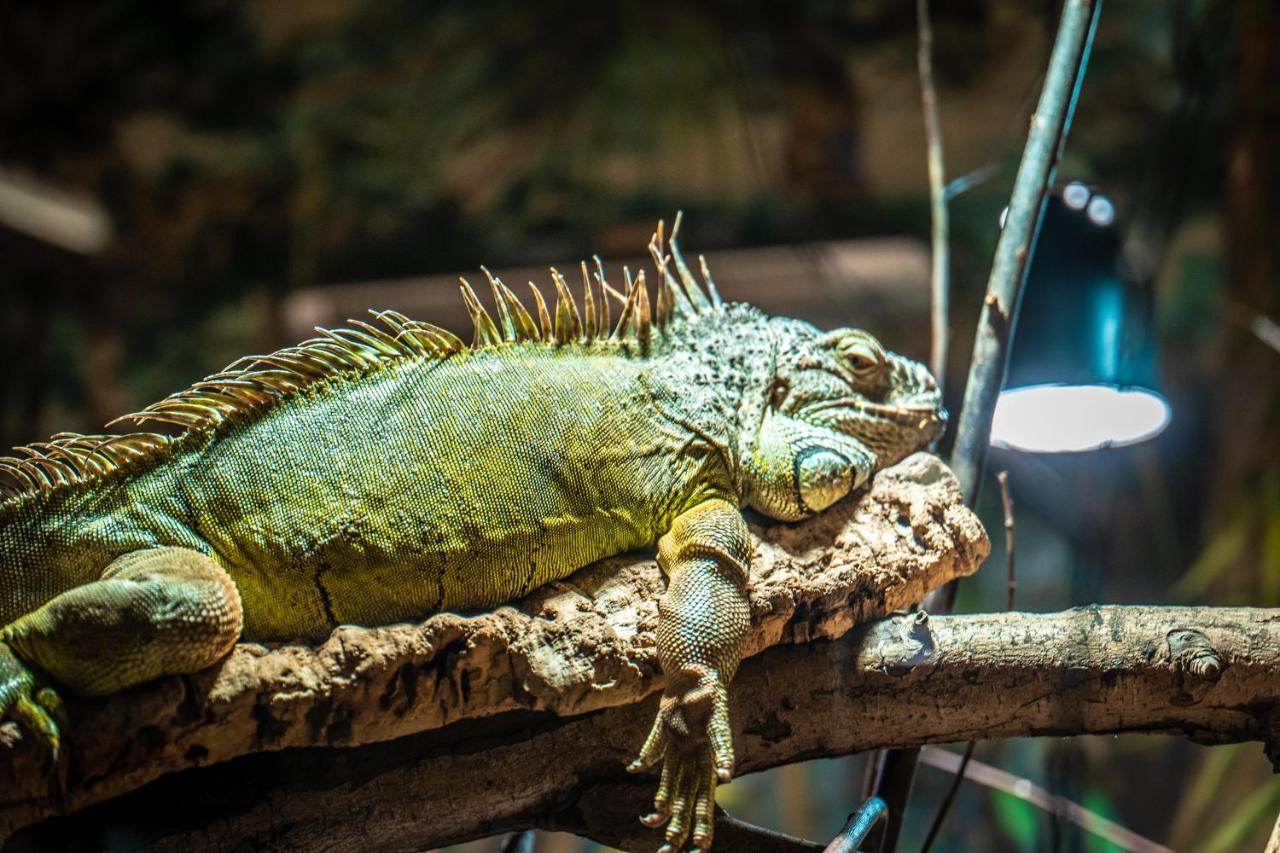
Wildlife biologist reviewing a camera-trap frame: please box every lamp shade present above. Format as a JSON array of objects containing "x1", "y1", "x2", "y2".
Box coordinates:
[{"x1": 990, "y1": 183, "x2": 1171, "y2": 452}]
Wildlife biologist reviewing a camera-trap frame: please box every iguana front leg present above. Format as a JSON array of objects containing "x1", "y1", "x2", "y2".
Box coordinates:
[
  {"x1": 629, "y1": 497, "x2": 752, "y2": 852},
  {"x1": 0, "y1": 546, "x2": 242, "y2": 751}
]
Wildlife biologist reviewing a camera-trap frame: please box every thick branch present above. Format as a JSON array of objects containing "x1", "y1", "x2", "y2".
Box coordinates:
[
  {"x1": 946, "y1": 0, "x2": 1101, "y2": 504},
  {"x1": 0, "y1": 453, "x2": 988, "y2": 843},
  {"x1": 11, "y1": 605, "x2": 1279, "y2": 852}
]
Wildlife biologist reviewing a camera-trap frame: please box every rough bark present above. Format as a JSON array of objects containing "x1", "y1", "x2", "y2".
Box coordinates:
[
  {"x1": 10, "y1": 605, "x2": 1280, "y2": 853},
  {"x1": 0, "y1": 452, "x2": 988, "y2": 845}
]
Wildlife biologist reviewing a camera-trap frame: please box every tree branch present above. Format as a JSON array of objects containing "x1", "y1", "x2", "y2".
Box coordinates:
[
  {"x1": 11, "y1": 604, "x2": 1280, "y2": 852},
  {"x1": 0, "y1": 453, "x2": 988, "y2": 844},
  {"x1": 881, "y1": 2, "x2": 1104, "y2": 845},
  {"x1": 945, "y1": 0, "x2": 1102, "y2": 509},
  {"x1": 918, "y1": 746, "x2": 1174, "y2": 852},
  {"x1": 917, "y1": 0, "x2": 950, "y2": 399}
]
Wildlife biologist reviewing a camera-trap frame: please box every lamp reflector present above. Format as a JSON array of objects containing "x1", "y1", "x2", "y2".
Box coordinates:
[{"x1": 991, "y1": 383, "x2": 1171, "y2": 453}]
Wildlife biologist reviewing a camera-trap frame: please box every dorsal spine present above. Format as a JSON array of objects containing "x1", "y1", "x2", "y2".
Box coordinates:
[{"x1": 0, "y1": 215, "x2": 722, "y2": 505}]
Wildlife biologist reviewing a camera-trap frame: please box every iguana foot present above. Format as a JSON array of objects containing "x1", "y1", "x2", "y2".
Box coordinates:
[
  {"x1": 628, "y1": 663, "x2": 733, "y2": 851},
  {"x1": 0, "y1": 641, "x2": 61, "y2": 760}
]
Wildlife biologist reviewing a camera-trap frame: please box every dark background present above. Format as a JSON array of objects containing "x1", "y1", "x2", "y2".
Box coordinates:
[{"x1": 1, "y1": 1, "x2": 1277, "y2": 850}]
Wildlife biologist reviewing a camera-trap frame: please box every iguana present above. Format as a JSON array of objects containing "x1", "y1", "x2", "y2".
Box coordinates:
[{"x1": 0, "y1": 216, "x2": 942, "y2": 852}]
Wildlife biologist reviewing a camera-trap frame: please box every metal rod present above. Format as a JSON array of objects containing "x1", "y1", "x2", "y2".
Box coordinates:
[{"x1": 823, "y1": 797, "x2": 889, "y2": 853}]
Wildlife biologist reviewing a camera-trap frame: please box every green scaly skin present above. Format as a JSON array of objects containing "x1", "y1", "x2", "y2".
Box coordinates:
[{"x1": 0, "y1": 222, "x2": 942, "y2": 852}]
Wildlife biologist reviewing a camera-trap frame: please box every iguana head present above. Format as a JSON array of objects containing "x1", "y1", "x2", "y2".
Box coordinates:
[{"x1": 743, "y1": 319, "x2": 944, "y2": 521}]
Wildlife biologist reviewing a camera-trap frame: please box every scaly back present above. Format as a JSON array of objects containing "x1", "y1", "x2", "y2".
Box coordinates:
[{"x1": 0, "y1": 215, "x2": 723, "y2": 510}]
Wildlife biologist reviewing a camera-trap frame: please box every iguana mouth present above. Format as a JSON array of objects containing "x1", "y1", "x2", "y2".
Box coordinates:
[{"x1": 801, "y1": 398, "x2": 946, "y2": 429}]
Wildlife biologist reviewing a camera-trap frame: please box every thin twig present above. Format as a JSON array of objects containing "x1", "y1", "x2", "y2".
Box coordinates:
[
  {"x1": 920, "y1": 470, "x2": 1014, "y2": 851},
  {"x1": 863, "y1": 4, "x2": 952, "y2": 844},
  {"x1": 918, "y1": 0, "x2": 950, "y2": 400},
  {"x1": 1223, "y1": 300, "x2": 1280, "y2": 357},
  {"x1": 0, "y1": 166, "x2": 112, "y2": 254},
  {"x1": 858, "y1": 2, "x2": 957, "y2": 846},
  {"x1": 944, "y1": 163, "x2": 1000, "y2": 201},
  {"x1": 717, "y1": 811, "x2": 825, "y2": 852},
  {"x1": 998, "y1": 470, "x2": 1016, "y2": 611},
  {"x1": 919, "y1": 747, "x2": 1175, "y2": 853},
  {"x1": 921, "y1": 468, "x2": 1008, "y2": 845},
  {"x1": 1248, "y1": 314, "x2": 1280, "y2": 356},
  {"x1": 919, "y1": 741, "x2": 975, "y2": 853}
]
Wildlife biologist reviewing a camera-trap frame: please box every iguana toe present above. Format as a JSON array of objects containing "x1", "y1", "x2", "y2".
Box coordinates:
[
  {"x1": 655, "y1": 748, "x2": 717, "y2": 851},
  {"x1": 0, "y1": 642, "x2": 61, "y2": 760},
  {"x1": 692, "y1": 762, "x2": 717, "y2": 848},
  {"x1": 636, "y1": 663, "x2": 736, "y2": 850}
]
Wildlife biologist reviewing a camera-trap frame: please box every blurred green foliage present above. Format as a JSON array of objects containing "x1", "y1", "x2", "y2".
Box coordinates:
[{"x1": 992, "y1": 788, "x2": 1039, "y2": 849}]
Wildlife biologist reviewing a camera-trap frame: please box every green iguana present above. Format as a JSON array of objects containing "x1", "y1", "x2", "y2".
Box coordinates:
[{"x1": 0, "y1": 216, "x2": 943, "y2": 852}]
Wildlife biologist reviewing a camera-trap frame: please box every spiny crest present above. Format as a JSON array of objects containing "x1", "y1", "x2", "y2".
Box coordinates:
[
  {"x1": 651, "y1": 210, "x2": 724, "y2": 321},
  {"x1": 0, "y1": 310, "x2": 465, "y2": 503},
  {"x1": 0, "y1": 214, "x2": 722, "y2": 503},
  {"x1": 107, "y1": 309, "x2": 465, "y2": 436},
  {"x1": 0, "y1": 432, "x2": 171, "y2": 499},
  {"x1": 455, "y1": 210, "x2": 722, "y2": 349}
]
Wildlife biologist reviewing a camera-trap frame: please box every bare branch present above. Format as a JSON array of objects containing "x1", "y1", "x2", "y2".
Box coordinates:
[
  {"x1": 917, "y1": 0, "x2": 950, "y2": 400},
  {"x1": 919, "y1": 746, "x2": 1175, "y2": 853},
  {"x1": 998, "y1": 469, "x2": 1016, "y2": 611},
  {"x1": 947, "y1": 0, "x2": 1103, "y2": 510},
  {"x1": 887, "y1": 2, "x2": 1105, "y2": 844},
  {"x1": 8, "y1": 603, "x2": 1279, "y2": 852},
  {"x1": 922, "y1": 470, "x2": 1015, "y2": 850},
  {"x1": 0, "y1": 454, "x2": 987, "y2": 844}
]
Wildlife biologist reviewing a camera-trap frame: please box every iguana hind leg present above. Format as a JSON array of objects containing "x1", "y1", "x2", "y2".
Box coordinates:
[
  {"x1": 0, "y1": 546, "x2": 242, "y2": 750},
  {"x1": 0, "y1": 643, "x2": 62, "y2": 757},
  {"x1": 627, "y1": 497, "x2": 752, "y2": 852}
]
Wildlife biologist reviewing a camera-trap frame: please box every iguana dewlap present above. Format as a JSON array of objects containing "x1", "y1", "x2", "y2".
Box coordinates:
[{"x1": 0, "y1": 217, "x2": 942, "y2": 852}]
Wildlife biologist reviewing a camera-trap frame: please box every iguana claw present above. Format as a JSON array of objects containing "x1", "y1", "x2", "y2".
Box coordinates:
[
  {"x1": 629, "y1": 664, "x2": 733, "y2": 851},
  {"x1": 0, "y1": 641, "x2": 61, "y2": 761}
]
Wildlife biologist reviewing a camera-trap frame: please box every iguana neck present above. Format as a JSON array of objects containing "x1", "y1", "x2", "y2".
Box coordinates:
[{"x1": 642, "y1": 303, "x2": 776, "y2": 508}]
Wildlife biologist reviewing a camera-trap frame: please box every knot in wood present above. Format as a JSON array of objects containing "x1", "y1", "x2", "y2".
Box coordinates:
[
  {"x1": 1167, "y1": 628, "x2": 1223, "y2": 684},
  {"x1": 865, "y1": 610, "x2": 936, "y2": 676}
]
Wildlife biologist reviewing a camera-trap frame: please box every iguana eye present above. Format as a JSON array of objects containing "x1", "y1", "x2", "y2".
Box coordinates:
[{"x1": 836, "y1": 336, "x2": 886, "y2": 380}]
